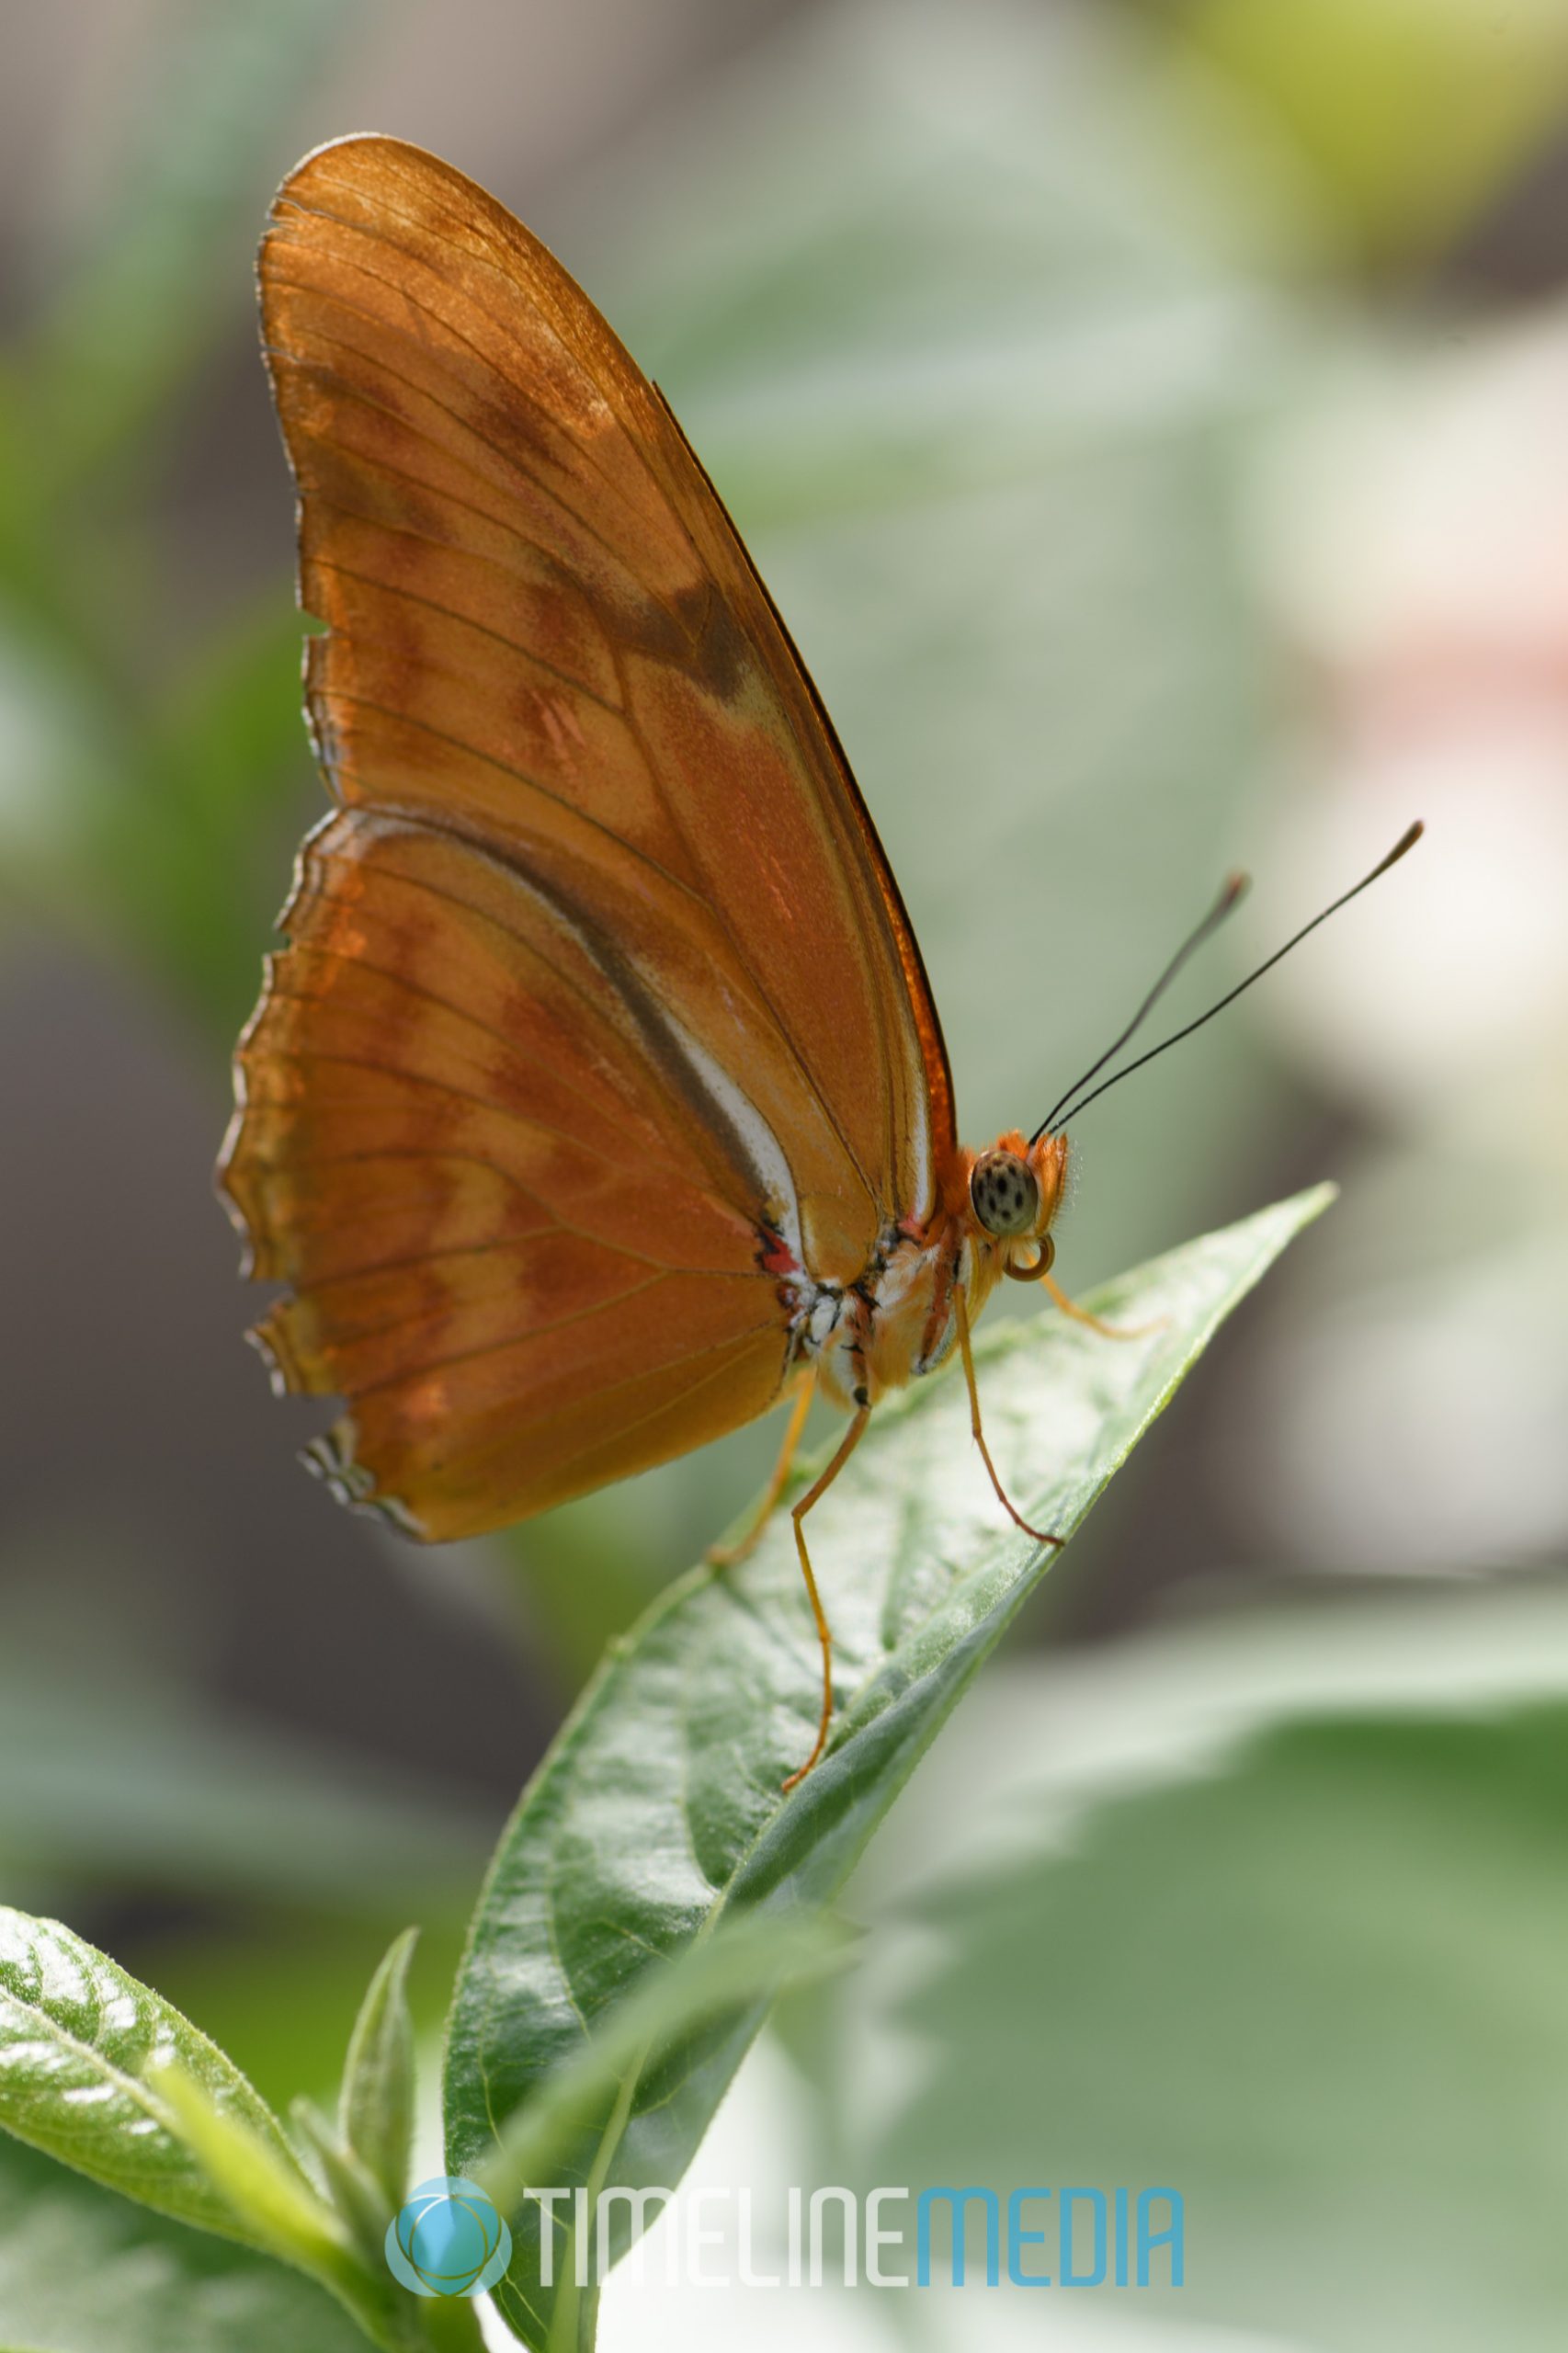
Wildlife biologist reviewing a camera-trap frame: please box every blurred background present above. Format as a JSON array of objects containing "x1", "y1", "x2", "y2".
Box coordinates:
[{"x1": 2, "y1": 3, "x2": 1567, "y2": 2347}]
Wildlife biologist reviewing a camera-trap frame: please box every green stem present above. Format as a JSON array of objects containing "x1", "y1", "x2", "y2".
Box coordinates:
[
  {"x1": 546, "y1": 2047, "x2": 648, "y2": 2353},
  {"x1": 417, "y1": 2295, "x2": 489, "y2": 2351}
]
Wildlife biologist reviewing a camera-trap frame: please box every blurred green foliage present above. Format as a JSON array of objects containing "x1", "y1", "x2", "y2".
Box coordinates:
[
  {"x1": 783, "y1": 1583, "x2": 1568, "y2": 2353},
  {"x1": 2, "y1": 1, "x2": 1567, "y2": 2347},
  {"x1": 0, "y1": 2131, "x2": 371, "y2": 2353},
  {"x1": 1179, "y1": 0, "x2": 1568, "y2": 266},
  {"x1": 0, "y1": 3, "x2": 352, "y2": 1034}
]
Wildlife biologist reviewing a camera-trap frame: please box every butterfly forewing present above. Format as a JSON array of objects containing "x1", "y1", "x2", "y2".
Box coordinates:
[{"x1": 221, "y1": 135, "x2": 951, "y2": 1538}]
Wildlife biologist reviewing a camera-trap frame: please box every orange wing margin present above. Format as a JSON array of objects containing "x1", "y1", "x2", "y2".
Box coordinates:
[{"x1": 220, "y1": 134, "x2": 954, "y2": 1538}]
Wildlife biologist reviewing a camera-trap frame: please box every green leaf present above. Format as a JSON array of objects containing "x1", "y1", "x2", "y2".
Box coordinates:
[
  {"x1": 476, "y1": 1911, "x2": 856, "y2": 2215},
  {"x1": 146, "y1": 2063, "x2": 354, "y2": 2288},
  {"x1": 290, "y1": 2098, "x2": 396, "y2": 2280},
  {"x1": 0, "y1": 1908, "x2": 306, "y2": 2250},
  {"x1": 0, "y1": 1909, "x2": 430, "y2": 2349},
  {"x1": 865, "y1": 1688, "x2": 1568, "y2": 2352},
  {"x1": 286, "y1": 2097, "x2": 487, "y2": 2352},
  {"x1": 443, "y1": 1186, "x2": 1332, "y2": 2348},
  {"x1": 472, "y1": 1911, "x2": 853, "y2": 2353},
  {"x1": 0, "y1": 2131, "x2": 371, "y2": 2353},
  {"x1": 338, "y1": 1931, "x2": 418, "y2": 2216}
]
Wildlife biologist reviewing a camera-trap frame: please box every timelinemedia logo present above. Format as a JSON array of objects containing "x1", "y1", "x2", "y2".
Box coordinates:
[{"x1": 386, "y1": 2178, "x2": 1183, "y2": 2295}]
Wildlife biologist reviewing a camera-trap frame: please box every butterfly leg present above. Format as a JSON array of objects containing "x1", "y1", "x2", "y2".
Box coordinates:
[
  {"x1": 955, "y1": 1285, "x2": 1064, "y2": 1550},
  {"x1": 780, "y1": 1402, "x2": 870, "y2": 1793},
  {"x1": 706, "y1": 1377, "x2": 813, "y2": 1569},
  {"x1": 1042, "y1": 1269, "x2": 1163, "y2": 1340}
]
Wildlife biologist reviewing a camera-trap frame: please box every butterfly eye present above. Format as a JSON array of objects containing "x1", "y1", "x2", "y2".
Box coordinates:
[{"x1": 970, "y1": 1149, "x2": 1040, "y2": 1238}]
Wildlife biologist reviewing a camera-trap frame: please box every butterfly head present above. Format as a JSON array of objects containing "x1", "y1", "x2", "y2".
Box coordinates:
[{"x1": 968, "y1": 1131, "x2": 1068, "y2": 1283}]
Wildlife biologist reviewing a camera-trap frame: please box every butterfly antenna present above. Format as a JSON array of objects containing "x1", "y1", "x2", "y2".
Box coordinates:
[
  {"x1": 1029, "y1": 870, "x2": 1250, "y2": 1146},
  {"x1": 1042, "y1": 821, "x2": 1425, "y2": 1134}
]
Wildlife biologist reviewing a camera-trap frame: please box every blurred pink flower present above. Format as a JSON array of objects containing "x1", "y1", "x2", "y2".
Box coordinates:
[{"x1": 1246, "y1": 317, "x2": 1568, "y2": 1136}]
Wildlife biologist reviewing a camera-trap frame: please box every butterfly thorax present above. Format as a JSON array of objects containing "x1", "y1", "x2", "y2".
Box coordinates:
[{"x1": 786, "y1": 1131, "x2": 1067, "y2": 1413}]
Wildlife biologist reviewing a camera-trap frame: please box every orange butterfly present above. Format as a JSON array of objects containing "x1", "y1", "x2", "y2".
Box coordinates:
[{"x1": 219, "y1": 137, "x2": 1419, "y2": 1786}]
